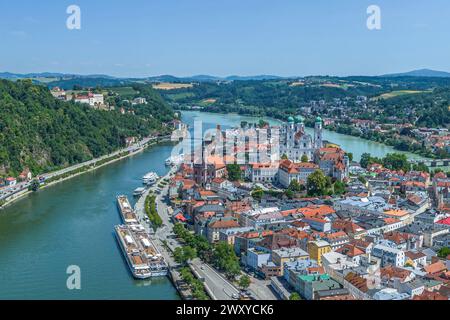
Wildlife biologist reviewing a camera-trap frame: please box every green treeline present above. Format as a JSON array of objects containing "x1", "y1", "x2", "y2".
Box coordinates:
[
  {"x1": 144, "y1": 194, "x2": 163, "y2": 229},
  {"x1": 173, "y1": 223, "x2": 241, "y2": 279}
]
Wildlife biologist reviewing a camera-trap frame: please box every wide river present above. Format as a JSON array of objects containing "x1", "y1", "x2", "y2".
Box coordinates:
[{"x1": 0, "y1": 111, "x2": 424, "y2": 299}]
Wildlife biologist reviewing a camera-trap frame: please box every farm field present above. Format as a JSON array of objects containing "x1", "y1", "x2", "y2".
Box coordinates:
[
  {"x1": 152, "y1": 82, "x2": 194, "y2": 90},
  {"x1": 374, "y1": 90, "x2": 427, "y2": 100}
]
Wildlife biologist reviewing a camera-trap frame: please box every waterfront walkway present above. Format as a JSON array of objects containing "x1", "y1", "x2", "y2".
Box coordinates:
[
  {"x1": 133, "y1": 166, "x2": 240, "y2": 300},
  {"x1": 0, "y1": 136, "x2": 161, "y2": 206}
]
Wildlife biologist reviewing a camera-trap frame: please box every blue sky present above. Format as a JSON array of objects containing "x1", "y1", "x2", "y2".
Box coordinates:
[{"x1": 0, "y1": 0, "x2": 449, "y2": 77}]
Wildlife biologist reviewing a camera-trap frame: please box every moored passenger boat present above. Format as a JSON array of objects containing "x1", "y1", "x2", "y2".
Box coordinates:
[
  {"x1": 142, "y1": 172, "x2": 159, "y2": 185},
  {"x1": 114, "y1": 224, "x2": 168, "y2": 279}
]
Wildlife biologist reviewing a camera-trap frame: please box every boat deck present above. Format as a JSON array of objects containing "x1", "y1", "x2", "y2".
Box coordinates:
[{"x1": 114, "y1": 224, "x2": 167, "y2": 279}]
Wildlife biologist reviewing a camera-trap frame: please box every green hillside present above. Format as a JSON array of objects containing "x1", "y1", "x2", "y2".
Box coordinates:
[{"x1": 0, "y1": 79, "x2": 173, "y2": 177}]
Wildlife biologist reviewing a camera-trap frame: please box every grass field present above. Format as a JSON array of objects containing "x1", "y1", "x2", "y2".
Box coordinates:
[
  {"x1": 107, "y1": 86, "x2": 138, "y2": 97},
  {"x1": 152, "y1": 82, "x2": 194, "y2": 90},
  {"x1": 165, "y1": 92, "x2": 195, "y2": 101},
  {"x1": 374, "y1": 90, "x2": 427, "y2": 100},
  {"x1": 197, "y1": 98, "x2": 217, "y2": 106}
]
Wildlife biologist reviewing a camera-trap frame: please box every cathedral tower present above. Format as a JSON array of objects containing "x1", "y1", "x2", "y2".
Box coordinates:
[{"x1": 314, "y1": 116, "x2": 323, "y2": 149}]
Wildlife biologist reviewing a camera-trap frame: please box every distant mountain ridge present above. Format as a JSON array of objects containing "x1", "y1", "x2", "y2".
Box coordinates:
[
  {"x1": 0, "y1": 72, "x2": 117, "y2": 80},
  {"x1": 381, "y1": 68, "x2": 450, "y2": 78},
  {"x1": 2, "y1": 69, "x2": 450, "y2": 84},
  {"x1": 0, "y1": 72, "x2": 286, "y2": 83},
  {"x1": 145, "y1": 74, "x2": 284, "y2": 82}
]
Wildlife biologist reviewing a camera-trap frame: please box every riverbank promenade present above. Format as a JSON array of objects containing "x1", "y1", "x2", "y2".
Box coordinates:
[{"x1": 133, "y1": 166, "x2": 240, "y2": 300}]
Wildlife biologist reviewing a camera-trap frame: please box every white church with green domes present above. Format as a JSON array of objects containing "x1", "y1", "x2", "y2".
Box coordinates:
[{"x1": 279, "y1": 115, "x2": 323, "y2": 162}]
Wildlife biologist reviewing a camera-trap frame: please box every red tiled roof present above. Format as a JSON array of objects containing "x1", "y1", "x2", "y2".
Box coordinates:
[
  {"x1": 405, "y1": 251, "x2": 426, "y2": 261},
  {"x1": 344, "y1": 272, "x2": 368, "y2": 293},
  {"x1": 333, "y1": 220, "x2": 365, "y2": 234},
  {"x1": 381, "y1": 265, "x2": 411, "y2": 282},
  {"x1": 325, "y1": 231, "x2": 348, "y2": 240},
  {"x1": 208, "y1": 219, "x2": 240, "y2": 229},
  {"x1": 437, "y1": 217, "x2": 450, "y2": 226},
  {"x1": 298, "y1": 205, "x2": 335, "y2": 217},
  {"x1": 336, "y1": 244, "x2": 364, "y2": 257},
  {"x1": 413, "y1": 291, "x2": 448, "y2": 300},
  {"x1": 424, "y1": 261, "x2": 447, "y2": 275},
  {"x1": 434, "y1": 172, "x2": 447, "y2": 180}
]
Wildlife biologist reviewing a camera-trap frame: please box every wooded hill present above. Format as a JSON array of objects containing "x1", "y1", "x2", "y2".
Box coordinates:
[{"x1": 0, "y1": 79, "x2": 173, "y2": 177}]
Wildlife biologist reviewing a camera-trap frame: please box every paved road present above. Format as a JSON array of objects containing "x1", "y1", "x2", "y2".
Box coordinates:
[
  {"x1": 0, "y1": 137, "x2": 156, "y2": 201},
  {"x1": 190, "y1": 258, "x2": 240, "y2": 300},
  {"x1": 247, "y1": 275, "x2": 278, "y2": 300}
]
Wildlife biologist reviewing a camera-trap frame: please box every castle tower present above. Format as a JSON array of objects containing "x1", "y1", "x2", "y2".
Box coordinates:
[{"x1": 314, "y1": 116, "x2": 323, "y2": 149}]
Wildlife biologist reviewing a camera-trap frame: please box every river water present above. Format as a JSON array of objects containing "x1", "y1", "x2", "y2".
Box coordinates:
[
  {"x1": 0, "y1": 111, "x2": 423, "y2": 299},
  {"x1": 182, "y1": 111, "x2": 426, "y2": 161}
]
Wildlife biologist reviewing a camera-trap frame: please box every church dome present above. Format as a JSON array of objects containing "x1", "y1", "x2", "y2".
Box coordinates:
[
  {"x1": 287, "y1": 116, "x2": 295, "y2": 123},
  {"x1": 315, "y1": 116, "x2": 323, "y2": 123},
  {"x1": 295, "y1": 115, "x2": 305, "y2": 123}
]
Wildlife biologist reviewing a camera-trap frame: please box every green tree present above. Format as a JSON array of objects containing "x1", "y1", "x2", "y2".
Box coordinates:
[
  {"x1": 192, "y1": 285, "x2": 209, "y2": 300},
  {"x1": 285, "y1": 189, "x2": 294, "y2": 199},
  {"x1": 360, "y1": 153, "x2": 372, "y2": 169},
  {"x1": 29, "y1": 179, "x2": 40, "y2": 192},
  {"x1": 333, "y1": 180, "x2": 346, "y2": 195},
  {"x1": 174, "y1": 246, "x2": 197, "y2": 265},
  {"x1": 307, "y1": 170, "x2": 328, "y2": 196},
  {"x1": 345, "y1": 152, "x2": 353, "y2": 162},
  {"x1": 174, "y1": 247, "x2": 186, "y2": 265},
  {"x1": 281, "y1": 153, "x2": 288, "y2": 160},
  {"x1": 180, "y1": 267, "x2": 195, "y2": 284},
  {"x1": 213, "y1": 242, "x2": 241, "y2": 279},
  {"x1": 238, "y1": 275, "x2": 251, "y2": 290},
  {"x1": 251, "y1": 187, "x2": 264, "y2": 201},
  {"x1": 183, "y1": 246, "x2": 197, "y2": 261},
  {"x1": 383, "y1": 153, "x2": 410, "y2": 172},
  {"x1": 301, "y1": 154, "x2": 309, "y2": 163},
  {"x1": 289, "y1": 292, "x2": 301, "y2": 300},
  {"x1": 227, "y1": 164, "x2": 242, "y2": 181},
  {"x1": 173, "y1": 223, "x2": 188, "y2": 238},
  {"x1": 288, "y1": 179, "x2": 302, "y2": 192},
  {"x1": 412, "y1": 163, "x2": 429, "y2": 173},
  {"x1": 145, "y1": 194, "x2": 163, "y2": 229},
  {"x1": 358, "y1": 175, "x2": 367, "y2": 185},
  {"x1": 437, "y1": 247, "x2": 450, "y2": 259}
]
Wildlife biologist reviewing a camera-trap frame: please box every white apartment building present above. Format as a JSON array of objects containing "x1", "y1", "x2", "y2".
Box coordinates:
[{"x1": 372, "y1": 244, "x2": 405, "y2": 267}]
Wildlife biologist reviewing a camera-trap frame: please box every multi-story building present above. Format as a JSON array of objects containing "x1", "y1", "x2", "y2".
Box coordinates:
[
  {"x1": 74, "y1": 92, "x2": 104, "y2": 107},
  {"x1": 302, "y1": 216, "x2": 332, "y2": 232},
  {"x1": 334, "y1": 196, "x2": 391, "y2": 216},
  {"x1": 314, "y1": 147, "x2": 349, "y2": 181},
  {"x1": 372, "y1": 244, "x2": 405, "y2": 267},
  {"x1": 250, "y1": 163, "x2": 279, "y2": 183},
  {"x1": 206, "y1": 217, "x2": 240, "y2": 243},
  {"x1": 308, "y1": 240, "x2": 332, "y2": 266},
  {"x1": 278, "y1": 159, "x2": 319, "y2": 187},
  {"x1": 272, "y1": 247, "x2": 309, "y2": 275},
  {"x1": 246, "y1": 247, "x2": 271, "y2": 271}
]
